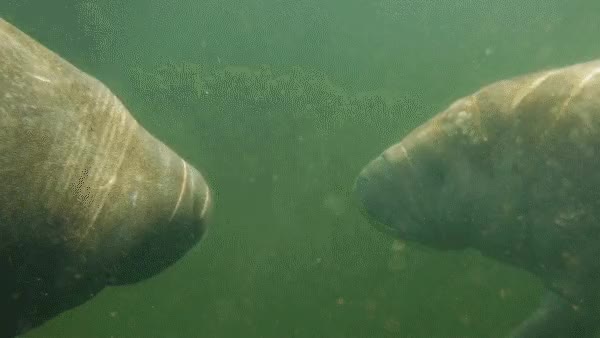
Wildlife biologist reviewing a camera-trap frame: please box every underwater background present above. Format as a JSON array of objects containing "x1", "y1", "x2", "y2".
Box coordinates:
[{"x1": 2, "y1": 1, "x2": 600, "y2": 337}]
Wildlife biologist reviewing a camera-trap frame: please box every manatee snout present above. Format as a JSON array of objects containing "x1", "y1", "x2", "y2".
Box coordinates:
[
  {"x1": 355, "y1": 138, "x2": 465, "y2": 248},
  {"x1": 355, "y1": 156, "x2": 401, "y2": 227},
  {"x1": 179, "y1": 164, "x2": 213, "y2": 237},
  {"x1": 354, "y1": 144, "x2": 424, "y2": 239},
  {"x1": 106, "y1": 162, "x2": 213, "y2": 286}
]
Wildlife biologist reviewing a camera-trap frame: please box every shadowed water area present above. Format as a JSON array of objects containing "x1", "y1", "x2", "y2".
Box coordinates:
[{"x1": 2, "y1": 0, "x2": 600, "y2": 337}]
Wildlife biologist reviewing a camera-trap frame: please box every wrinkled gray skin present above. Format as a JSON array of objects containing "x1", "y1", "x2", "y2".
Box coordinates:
[
  {"x1": 0, "y1": 18, "x2": 212, "y2": 337},
  {"x1": 355, "y1": 59, "x2": 600, "y2": 337}
]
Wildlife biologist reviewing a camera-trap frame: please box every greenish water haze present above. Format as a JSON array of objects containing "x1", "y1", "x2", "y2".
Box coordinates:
[{"x1": 2, "y1": 1, "x2": 600, "y2": 337}]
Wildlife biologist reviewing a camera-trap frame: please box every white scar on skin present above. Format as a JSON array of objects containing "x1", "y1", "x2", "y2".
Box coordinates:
[
  {"x1": 511, "y1": 71, "x2": 558, "y2": 110},
  {"x1": 393, "y1": 143, "x2": 416, "y2": 173},
  {"x1": 170, "y1": 159, "x2": 188, "y2": 222},
  {"x1": 199, "y1": 184, "x2": 211, "y2": 219},
  {"x1": 557, "y1": 67, "x2": 600, "y2": 118},
  {"x1": 28, "y1": 73, "x2": 51, "y2": 83},
  {"x1": 80, "y1": 111, "x2": 137, "y2": 241}
]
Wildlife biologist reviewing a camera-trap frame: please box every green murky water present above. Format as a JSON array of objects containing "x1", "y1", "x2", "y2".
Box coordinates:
[{"x1": 2, "y1": 1, "x2": 600, "y2": 337}]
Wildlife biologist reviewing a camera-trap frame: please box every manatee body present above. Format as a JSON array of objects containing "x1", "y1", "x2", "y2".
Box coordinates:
[
  {"x1": 355, "y1": 59, "x2": 600, "y2": 337},
  {"x1": 0, "y1": 18, "x2": 211, "y2": 337}
]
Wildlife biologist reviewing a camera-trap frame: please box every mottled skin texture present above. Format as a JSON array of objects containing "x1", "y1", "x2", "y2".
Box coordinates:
[
  {"x1": 355, "y1": 59, "x2": 600, "y2": 337},
  {"x1": 0, "y1": 19, "x2": 211, "y2": 337}
]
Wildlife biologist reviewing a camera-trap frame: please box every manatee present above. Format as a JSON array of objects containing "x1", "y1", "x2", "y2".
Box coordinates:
[
  {"x1": 0, "y1": 18, "x2": 211, "y2": 337},
  {"x1": 355, "y1": 59, "x2": 600, "y2": 337}
]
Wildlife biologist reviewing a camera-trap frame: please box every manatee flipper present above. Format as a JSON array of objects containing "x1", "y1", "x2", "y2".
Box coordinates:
[
  {"x1": 509, "y1": 292, "x2": 598, "y2": 338},
  {"x1": 0, "y1": 17, "x2": 212, "y2": 337}
]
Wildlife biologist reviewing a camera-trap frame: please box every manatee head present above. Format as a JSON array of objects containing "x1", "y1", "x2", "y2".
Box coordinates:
[
  {"x1": 355, "y1": 99, "x2": 496, "y2": 250},
  {"x1": 355, "y1": 59, "x2": 600, "y2": 337},
  {"x1": 0, "y1": 17, "x2": 217, "y2": 336}
]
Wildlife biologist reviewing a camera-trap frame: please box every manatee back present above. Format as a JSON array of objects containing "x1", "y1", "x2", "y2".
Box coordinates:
[
  {"x1": 475, "y1": 60, "x2": 600, "y2": 304},
  {"x1": 0, "y1": 18, "x2": 135, "y2": 247}
]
